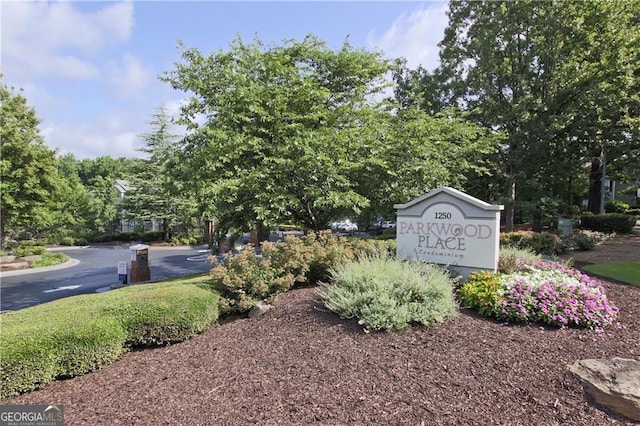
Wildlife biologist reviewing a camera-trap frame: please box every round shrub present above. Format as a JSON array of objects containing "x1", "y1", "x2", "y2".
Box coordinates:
[
  {"x1": 210, "y1": 246, "x2": 294, "y2": 314},
  {"x1": 319, "y1": 256, "x2": 457, "y2": 332},
  {"x1": 605, "y1": 199, "x2": 630, "y2": 213},
  {"x1": 60, "y1": 236, "x2": 75, "y2": 246},
  {"x1": 458, "y1": 271, "x2": 505, "y2": 318}
]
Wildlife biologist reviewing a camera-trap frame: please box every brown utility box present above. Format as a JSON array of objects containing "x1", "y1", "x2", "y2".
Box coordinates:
[{"x1": 129, "y1": 244, "x2": 150, "y2": 283}]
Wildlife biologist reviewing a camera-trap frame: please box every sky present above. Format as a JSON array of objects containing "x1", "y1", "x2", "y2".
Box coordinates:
[{"x1": 1, "y1": 1, "x2": 449, "y2": 159}]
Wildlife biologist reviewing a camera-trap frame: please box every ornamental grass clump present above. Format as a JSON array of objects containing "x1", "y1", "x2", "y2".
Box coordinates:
[
  {"x1": 460, "y1": 259, "x2": 619, "y2": 329},
  {"x1": 498, "y1": 246, "x2": 540, "y2": 274},
  {"x1": 319, "y1": 254, "x2": 457, "y2": 332}
]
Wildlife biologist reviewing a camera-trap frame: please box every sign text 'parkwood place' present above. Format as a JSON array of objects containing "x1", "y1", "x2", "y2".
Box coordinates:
[{"x1": 395, "y1": 187, "x2": 503, "y2": 274}]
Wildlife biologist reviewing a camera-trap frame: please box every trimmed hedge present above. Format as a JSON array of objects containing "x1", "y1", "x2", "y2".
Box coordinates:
[
  {"x1": 0, "y1": 281, "x2": 219, "y2": 398},
  {"x1": 580, "y1": 213, "x2": 636, "y2": 234}
]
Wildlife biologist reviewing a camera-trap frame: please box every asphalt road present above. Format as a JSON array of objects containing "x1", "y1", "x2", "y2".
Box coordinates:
[{"x1": 0, "y1": 245, "x2": 215, "y2": 312}]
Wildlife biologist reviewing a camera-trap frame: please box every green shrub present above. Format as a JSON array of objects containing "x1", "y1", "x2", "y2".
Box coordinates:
[
  {"x1": 1, "y1": 313, "x2": 127, "y2": 397},
  {"x1": 458, "y1": 271, "x2": 505, "y2": 318},
  {"x1": 60, "y1": 236, "x2": 75, "y2": 246},
  {"x1": 570, "y1": 231, "x2": 596, "y2": 251},
  {"x1": 75, "y1": 237, "x2": 88, "y2": 246},
  {"x1": 605, "y1": 199, "x2": 630, "y2": 213},
  {"x1": 498, "y1": 247, "x2": 540, "y2": 274},
  {"x1": 210, "y1": 246, "x2": 294, "y2": 314},
  {"x1": 0, "y1": 282, "x2": 219, "y2": 398},
  {"x1": 211, "y1": 232, "x2": 400, "y2": 315},
  {"x1": 102, "y1": 283, "x2": 220, "y2": 346},
  {"x1": 18, "y1": 239, "x2": 47, "y2": 247},
  {"x1": 141, "y1": 231, "x2": 164, "y2": 242},
  {"x1": 301, "y1": 232, "x2": 397, "y2": 284},
  {"x1": 13, "y1": 245, "x2": 46, "y2": 257},
  {"x1": 31, "y1": 252, "x2": 69, "y2": 268},
  {"x1": 118, "y1": 232, "x2": 141, "y2": 242},
  {"x1": 262, "y1": 237, "x2": 314, "y2": 285},
  {"x1": 500, "y1": 231, "x2": 557, "y2": 255},
  {"x1": 557, "y1": 230, "x2": 612, "y2": 253},
  {"x1": 580, "y1": 213, "x2": 636, "y2": 234},
  {"x1": 89, "y1": 234, "x2": 117, "y2": 243},
  {"x1": 304, "y1": 231, "x2": 351, "y2": 284},
  {"x1": 370, "y1": 232, "x2": 397, "y2": 240},
  {"x1": 319, "y1": 255, "x2": 457, "y2": 332}
]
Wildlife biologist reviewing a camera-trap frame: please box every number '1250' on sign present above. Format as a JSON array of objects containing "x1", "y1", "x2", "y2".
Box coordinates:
[{"x1": 435, "y1": 212, "x2": 451, "y2": 220}]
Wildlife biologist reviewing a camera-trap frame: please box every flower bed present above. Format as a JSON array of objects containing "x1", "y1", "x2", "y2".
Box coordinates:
[{"x1": 460, "y1": 259, "x2": 618, "y2": 329}]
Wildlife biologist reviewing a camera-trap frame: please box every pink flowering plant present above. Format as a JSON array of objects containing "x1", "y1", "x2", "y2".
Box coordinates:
[{"x1": 460, "y1": 259, "x2": 619, "y2": 329}]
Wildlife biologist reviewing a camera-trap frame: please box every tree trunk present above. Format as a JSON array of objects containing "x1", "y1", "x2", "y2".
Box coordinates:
[
  {"x1": 587, "y1": 158, "x2": 602, "y2": 213},
  {"x1": 204, "y1": 219, "x2": 214, "y2": 245},
  {"x1": 0, "y1": 217, "x2": 4, "y2": 250},
  {"x1": 504, "y1": 164, "x2": 516, "y2": 232},
  {"x1": 162, "y1": 219, "x2": 170, "y2": 242}
]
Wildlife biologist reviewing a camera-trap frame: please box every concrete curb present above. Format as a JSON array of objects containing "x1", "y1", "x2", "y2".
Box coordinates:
[{"x1": 0, "y1": 258, "x2": 80, "y2": 278}]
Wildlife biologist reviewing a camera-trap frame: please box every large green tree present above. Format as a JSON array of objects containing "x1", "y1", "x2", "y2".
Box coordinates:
[
  {"x1": 352, "y1": 105, "x2": 502, "y2": 223},
  {"x1": 77, "y1": 155, "x2": 138, "y2": 235},
  {"x1": 53, "y1": 153, "x2": 101, "y2": 239},
  {"x1": 163, "y1": 35, "x2": 395, "y2": 233},
  {"x1": 0, "y1": 84, "x2": 60, "y2": 246},
  {"x1": 123, "y1": 105, "x2": 196, "y2": 240},
  {"x1": 435, "y1": 0, "x2": 639, "y2": 229}
]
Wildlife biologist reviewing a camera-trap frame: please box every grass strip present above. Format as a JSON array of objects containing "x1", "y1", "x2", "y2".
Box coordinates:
[
  {"x1": 31, "y1": 252, "x2": 69, "y2": 268},
  {"x1": 582, "y1": 261, "x2": 640, "y2": 287}
]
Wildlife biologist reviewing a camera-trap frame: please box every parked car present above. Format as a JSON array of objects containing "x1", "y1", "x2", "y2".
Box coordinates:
[
  {"x1": 338, "y1": 221, "x2": 358, "y2": 232},
  {"x1": 331, "y1": 220, "x2": 358, "y2": 232},
  {"x1": 381, "y1": 221, "x2": 396, "y2": 229}
]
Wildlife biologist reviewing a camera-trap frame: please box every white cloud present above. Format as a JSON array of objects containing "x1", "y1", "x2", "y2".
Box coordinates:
[
  {"x1": 11, "y1": 83, "x2": 62, "y2": 111},
  {"x1": 44, "y1": 113, "x2": 145, "y2": 159},
  {"x1": 1, "y1": 1, "x2": 134, "y2": 80},
  {"x1": 108, "y1": 53, "x2": 152, "y2": 99},
  {"x1": 367, "y1": 3, "x2": 449, "y2": 71}
]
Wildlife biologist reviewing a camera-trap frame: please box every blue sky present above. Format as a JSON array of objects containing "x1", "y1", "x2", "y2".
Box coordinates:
[{"x1": 2, "y1": 1, "x2": 448, "y2": 159}]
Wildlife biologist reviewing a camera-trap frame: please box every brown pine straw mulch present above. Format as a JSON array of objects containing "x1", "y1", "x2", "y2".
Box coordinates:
[{"x1": 4, "y1": 235, "x2": 640, "y2": 425}]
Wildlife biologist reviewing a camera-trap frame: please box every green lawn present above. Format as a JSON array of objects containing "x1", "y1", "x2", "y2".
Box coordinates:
[{"x1": 583, "y1": 262, "x2": 640, "y2": 287}]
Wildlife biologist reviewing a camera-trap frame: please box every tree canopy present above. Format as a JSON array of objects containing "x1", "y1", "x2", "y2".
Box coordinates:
[
  {"x1": 163, "y1": 35, "x2": 498, "y2": 233},
  {"x1": 163, "y1": 35, "x2": 392, "y2": 232},
  {"x1": 122, "y1": 105, "x2": 196, "y2": 240},
  {"x1": 410, "y1": 0, "x2": 640, "y2": 229},
  {"x1": 0, "y1": 83, "x2": 61, "y2": 245}
]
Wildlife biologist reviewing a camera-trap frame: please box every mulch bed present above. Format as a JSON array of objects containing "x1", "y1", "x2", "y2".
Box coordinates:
[{"x1": 4, "y1": 235, "x2": 640, "y2": 425}]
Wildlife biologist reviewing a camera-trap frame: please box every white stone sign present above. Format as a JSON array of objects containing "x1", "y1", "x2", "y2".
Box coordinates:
[{"x1": 394, "y1": 187, "x2": 503, "y2": 277}]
